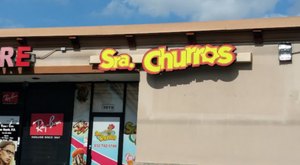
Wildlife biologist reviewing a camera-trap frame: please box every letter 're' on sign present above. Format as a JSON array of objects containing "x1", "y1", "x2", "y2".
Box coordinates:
[
  {"x1": 0, "y1": 46, "x2": 32, "y2": 67},
  {"x1": 98, "y1": 45, "x2": 236, "y2": 74}
]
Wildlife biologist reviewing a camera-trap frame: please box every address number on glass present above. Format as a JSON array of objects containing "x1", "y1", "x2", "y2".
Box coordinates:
[{"x1": 102, "y1": 104, "x2": 115, "y2": 111}]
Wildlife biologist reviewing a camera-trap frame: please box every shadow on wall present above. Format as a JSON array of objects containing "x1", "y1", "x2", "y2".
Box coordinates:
[
  {"x1": 146, "y1": 63, "x2": 252, "y2": 89},
  {"x1": 0, "y1": 66, "x2": 35, "y2": 75}
]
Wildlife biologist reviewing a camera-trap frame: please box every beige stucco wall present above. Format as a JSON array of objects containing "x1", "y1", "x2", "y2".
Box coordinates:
[{"x1": 136, "y1": 44, "x2": 300, "y2": 165}]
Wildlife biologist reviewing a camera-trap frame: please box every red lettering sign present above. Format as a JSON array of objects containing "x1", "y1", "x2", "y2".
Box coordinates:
[
  {"x1": 16, "y1": 47, "x2": 32, "y2": 67},
  {"x1": 0, "y1": 47, "x2": 14, "y2": 67},
  {"x1": 0, "y1": 46, "x2": 32, "y2": 67}
]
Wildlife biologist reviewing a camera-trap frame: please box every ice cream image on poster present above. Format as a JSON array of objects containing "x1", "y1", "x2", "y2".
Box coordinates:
[{"x1": 91, "y1": 117, "x2": 120, "y2": 165}]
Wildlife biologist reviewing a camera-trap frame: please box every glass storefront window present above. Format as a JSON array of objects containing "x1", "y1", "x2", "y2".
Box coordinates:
[
  {"x1": 93, "y1": 83, "x2": 124, "y2": 113},
  {"x1": 69, "y1": 84, "x2": 91, "y2": 165},
  {"x1": 0, "y1": 116, "x2": 20, "y2": 165},
  {"x1": 122, "y1": 83, "x2": 138, "y2": 165}
]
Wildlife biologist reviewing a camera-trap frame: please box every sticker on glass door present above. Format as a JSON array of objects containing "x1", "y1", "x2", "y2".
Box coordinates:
[{"x1": 91, "y1": 117, "x2": 120, "y2": 165}]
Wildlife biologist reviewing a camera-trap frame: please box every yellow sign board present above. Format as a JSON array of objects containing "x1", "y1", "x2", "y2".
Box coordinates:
[{"x1": 98, "y1": 44, "x2": 236, "y2": 75}]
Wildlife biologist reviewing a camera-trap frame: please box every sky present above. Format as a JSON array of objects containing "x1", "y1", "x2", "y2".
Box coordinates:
[{"x1": 0, "y1": 0, "x2": 299, "y2": 28}]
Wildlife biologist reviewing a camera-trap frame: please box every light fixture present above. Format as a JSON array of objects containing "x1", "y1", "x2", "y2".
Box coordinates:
[
  {"x1": 30, "y1": 54, "x2": 36, "y2": 63},
  {"x1": 278, "y1": 43, "x2": 292, "y2": 62}
]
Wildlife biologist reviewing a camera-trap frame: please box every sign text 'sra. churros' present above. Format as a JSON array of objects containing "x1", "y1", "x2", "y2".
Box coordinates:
[{"x1": 98, "y1": 44, "x2": 236, "y2": 75}]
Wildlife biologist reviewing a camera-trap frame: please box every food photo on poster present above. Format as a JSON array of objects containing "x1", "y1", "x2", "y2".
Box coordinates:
[
  {"x1": 71, "y1": 120, "x2": 89, "y2": 165},
  {"x1": 72, "y1": 148, "x2": 86, "y2": 165},
  {"x1": 70, "y1": 84, "x2": 91, "y2": 165}
]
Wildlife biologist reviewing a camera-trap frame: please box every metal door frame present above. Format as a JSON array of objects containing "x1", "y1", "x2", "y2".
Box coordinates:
[{"x1": 86, "y1": 83, "x2": 127, "y2": 165}]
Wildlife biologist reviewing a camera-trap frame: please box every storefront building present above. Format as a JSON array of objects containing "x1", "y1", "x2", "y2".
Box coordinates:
[{"x1": 0, "y1": 16, "x2": 300, "y2": 165}]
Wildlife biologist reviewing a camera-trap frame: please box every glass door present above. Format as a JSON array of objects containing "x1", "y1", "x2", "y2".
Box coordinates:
[
  {"x1": 90, "y1": 117, "x2": 121, "y2": 165},
  {"x1": 85, "y1": 83, "x2": 138, "y2": 165}
]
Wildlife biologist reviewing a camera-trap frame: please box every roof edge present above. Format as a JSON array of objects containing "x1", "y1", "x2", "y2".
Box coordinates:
[{"x1": 0, "y1": 16, "x2": 299, "y2": 38}]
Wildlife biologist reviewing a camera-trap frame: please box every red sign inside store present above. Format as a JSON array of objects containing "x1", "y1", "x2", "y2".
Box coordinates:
[
  {"x1": 30, "y1": 113, "x2": 64, "y2": 136},
  {"x1": 2, "y1": 92, "x2": 19, "y2": 104}
]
